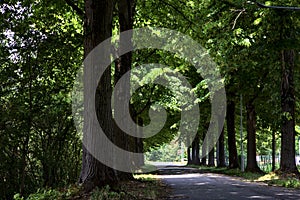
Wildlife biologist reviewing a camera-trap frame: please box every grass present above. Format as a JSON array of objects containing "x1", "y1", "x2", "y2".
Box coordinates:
[
  {"x1": 258, "y1": 171, "x2": 300, "y2": 188},
  {"x1": 14, "y1": 176, "x2": 169, "y2": 200},
  {"x1": 88, "y1": 176, "x2": 169, "y2": 200},
  {"x1": 13, "y1": 184, "x2": 83, "y2": 200},
  {"x1": 189, "y1": 165, "x2": 300, "y2": 189},
  {"x1": 197, "y1": 166, "x2": 263, "y2": 181}
]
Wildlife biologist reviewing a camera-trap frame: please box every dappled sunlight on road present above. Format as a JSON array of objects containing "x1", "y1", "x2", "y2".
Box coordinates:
[
  {"x1": 154, "y1": 166, "x2": 300, "y2": 200},
  {"x1": 156, "y1": 173, "x2": 202, "y2": 179}
]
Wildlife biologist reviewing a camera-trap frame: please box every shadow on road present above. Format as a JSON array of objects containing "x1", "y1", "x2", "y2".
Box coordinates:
[
  {"x1": 151, "y1": 166, "x2": 202, "y2": 175},
  {"x1": 147, "y1": 164, "x2": 300, "y2": 200}
]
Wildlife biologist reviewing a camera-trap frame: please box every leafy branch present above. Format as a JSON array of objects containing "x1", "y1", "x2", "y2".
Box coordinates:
[{"x1": 64, "y1": 0, "x2": 84, "y2": 17}]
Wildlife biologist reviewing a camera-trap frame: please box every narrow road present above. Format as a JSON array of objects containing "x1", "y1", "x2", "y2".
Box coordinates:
[{"x1": 155, "y1": 166, "x2": 300, "y2": 199}]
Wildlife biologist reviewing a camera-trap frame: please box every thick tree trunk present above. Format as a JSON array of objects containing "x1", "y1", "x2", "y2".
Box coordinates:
[
  {"x1": 208, "y1": 148, "x2": 215, "y2": 167},
  {"x1": 245, "y1": 102, "x2": 262, "y2": 173},
  {"x1": 272, "y1": 131, "x2": 276, "y2": 171},
  {"x1": 217, "y1": 127, "x2": 226, "y2": 167},
  {"x1": 113, "y1": 0, "x2": 135, "y2": 181},
  {"x1": 227, "y1": 100, "x2": 239, "y2": 168},
  {"x1": 79, "y1": 0, "x2": 117, "y2": 192},
  {"x1": 191, "y1": 133, "x2": 201, "y2": 165},
  {"x1": 280, "y1": 49, "x2": 298, "y2": 174}
]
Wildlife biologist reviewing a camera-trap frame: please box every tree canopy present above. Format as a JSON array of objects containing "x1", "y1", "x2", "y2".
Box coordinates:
[{"x1": 1, "y1": 0, "x2": 300, "y2": 199}]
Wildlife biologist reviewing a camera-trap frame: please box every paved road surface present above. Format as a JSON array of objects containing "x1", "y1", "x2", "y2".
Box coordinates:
[{"x1": 155, "y1": 166, "x2": 300, "y2": 200}]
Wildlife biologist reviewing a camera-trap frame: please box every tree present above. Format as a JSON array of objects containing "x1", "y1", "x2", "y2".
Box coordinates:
[
  {"x1": 79, "y1": 0, "x2": 118, "y2": 191},
  {"x1": 245, "y1": 102, "x2": 262, "y2": 173},
  {"x1": 208, "y1": 148, "x2": 215, "y2": 167},
  {"x1": 280, "y1": 45, "x2": 298, "y2": 174},
  {"x1": 253, "y1": 1, "x2": 300, "y2": 174},
  {"x1": 217, "y1": 127, "x2": 226, "y2": 167},
  {"x1": 227, "y1": 100, "x2": 239, "y2": 168},
  {"x1": 188, "y1": 133, "x2": 201, "y2": 165},
  {"x1": 114, "y1": 0, "x2": 136, "y2": 180}
]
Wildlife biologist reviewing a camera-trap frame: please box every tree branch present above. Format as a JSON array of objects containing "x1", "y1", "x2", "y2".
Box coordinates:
[
  {"x1": 133, "y1": 86, "x2": 156, "y2": 117},
  {"x1": 249, "y1": 70, "x2": 269, "y2": 104},
  {"x1": 222, "y1": 0, "x2": 243, "y2": 9},
  {"x1": 64, "y1": 0, "x2": 84, "y2": 17},
  {"x1": 160, "y1": 0, "x2": 197, "y2": 29},
  {"x1": 254, "y1": 1, "x2": 300, "y2": 11},
  {"x1": 232, "y1": 8, "x2": 246, "y2": 30}
]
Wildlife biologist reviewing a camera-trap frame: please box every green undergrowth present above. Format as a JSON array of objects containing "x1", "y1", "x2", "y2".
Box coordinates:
[
  {"x1": 13, "y1": 184, "x2": 82, "y2": 200},
  {"x1": 197, "y1": 166, "x2": 263, "y2": 180},
  {"x1": 189, "y1": 165, "x2": 300, "y2": 189},
  {"x1": 90, "y1": 179, "x2": 168, "y2": 200},
  {"x1": 258, "y1": 171, "x2": 300, "y2": 188},
  {"x1": 13, "y1": 177, "x2": 169, "y2": 200}
]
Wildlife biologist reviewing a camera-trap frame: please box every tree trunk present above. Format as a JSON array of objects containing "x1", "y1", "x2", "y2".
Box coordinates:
[
  {"x1": 113, "y1": 0, "x2": 135, "y2": 181},
  {"x1": 136, "y1": 117, "x2": 144, "y2": 167},
  {"x1": 20, "y1": 56, "x2": 32, "y2": 196},
  {"x1": 201, "y1": 132, "x2": 207, "y2": 166},
  {"x1": 191, "y1": 133, "x2": 201, "y2": 165},
  {"x1": 187, "y1": 135, "x2": 192, "y2": 165},
  {"x1": 187, "y1": 146, "x2": 192, "y2": 165},
  {"x1": 217, "y1": 127, "x2": 226, "y2": 167},
  {"x1": 280, "y1": 49, "x2": 298, "y2": 174},
  {"x1": 79, "y1": 0, "x2": 117, "y2": 192},
  {"x1": 227, "y1": 100, "x2": 239, "y2": 168},
  {"x1": 272, "y1": 131, "x2": 276, "y2": 171},
  {"x1": 245, "y1": 102, "x2": 262, "y2": 173},
  {"x1": 208, "y1": 148, "x2": 215, "y2": 167}
]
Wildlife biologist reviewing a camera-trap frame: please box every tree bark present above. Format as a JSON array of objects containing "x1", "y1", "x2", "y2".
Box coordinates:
[
  {"x1": 279, "y1": 49, "x2": 298, "y2": 174},
  {"x1": 245, "y1": 102, "x2": 262, "y2": 173},
  {"x1": 227, "y1": 100, "x2": 239, "y2": 168},
  {"x1": 208, "y1": 148, "x2": 215, "y2": 167},
  {"x1": 217, "y1": 127, "x2": 226, "y2": 167},
  {"x1": 201, "y1": 132, "x2": 207, "y2": 166},
  {"x1": 136, "y1": 117, "x2": 144, "y2": 167},
  {"x1": 113, "y1": 0, "x2": 135, "y2": 181},
  {"x1": 272, "y1": 131, "x2": 276, "y2": 171},
  {"x1": 187, "y1": 135, "x2": 192, "y2": 165},
  {"x1": 191, "y1": 133, "x2": 201, "y2": 165},
  {"x1": 79, "y1": 0, "x2": 117, "y2": 192},
  {"x1": 187, "y1": 146, "x2": 192, "y2": 165}
]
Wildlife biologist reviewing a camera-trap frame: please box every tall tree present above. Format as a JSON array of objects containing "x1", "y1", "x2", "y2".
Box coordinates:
[
  {"x1": 208, "y1": 148, "x2": 215, "y2": 167},
  {"x1": 79, "y1": 0, "x2": 117, "y2": 191},
  {"x1": 245, "y1": 102, "x2": 262, "y2": 172},
  {"x1": 278, "y1": 10, "x2": 299, "y2": 173},
  {"x1": 217, "y1": 127, "x2": 226, "y2": 167},
  {"x1": 201, "y1": 143, "x2": 207, "y2": 166},
  {"x1": 227, "y1": 100, "x2": 239, "y2": 169},
  {"x1": 189, "y1": 133, "x2": 201, "y2": 165},
  {"x1": 114, "y1": 0, "x2": 136, "y2": 180},
  {"x1": 253, "y1": 0, "x2": 300, "y2": 175},
  {"x1": 280, "y1": 47, "x2": 298, "y2": 173}
]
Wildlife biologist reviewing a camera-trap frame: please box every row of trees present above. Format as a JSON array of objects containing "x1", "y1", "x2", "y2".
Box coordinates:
[
  {"x1": 182, "y1": 0, "x2": 300, "y2": 174},
  {"x1": 81, "y1": 0, "x2": 300, "y2": 190}
]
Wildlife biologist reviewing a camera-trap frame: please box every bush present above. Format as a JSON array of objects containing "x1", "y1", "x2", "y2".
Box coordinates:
[
  {"x1": 13, "y1": 185, "x2": 81, "y2": 200},
  {"x1": 14, "y1": 189, "x2": 60, "y2": 200},
  {"x1": 90, "y1": 185, "x2": 125, "y2": 200}
]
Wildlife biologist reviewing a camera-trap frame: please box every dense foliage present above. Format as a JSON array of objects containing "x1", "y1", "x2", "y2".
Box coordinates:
[
  {"x1": 0, "y1": 1, "x2": 83, "y2": 198},
  {"x1": 1, "y1": 0, "x2": 300, "y2": 199}
]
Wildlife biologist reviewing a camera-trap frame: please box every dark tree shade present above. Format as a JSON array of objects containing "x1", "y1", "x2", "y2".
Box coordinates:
[
  {"x1": 79, "y1": 0, "x2": 118, "y2": 192},
  {"x1": 227, "y1": 100, "x2": 239, "y2": 169}
]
